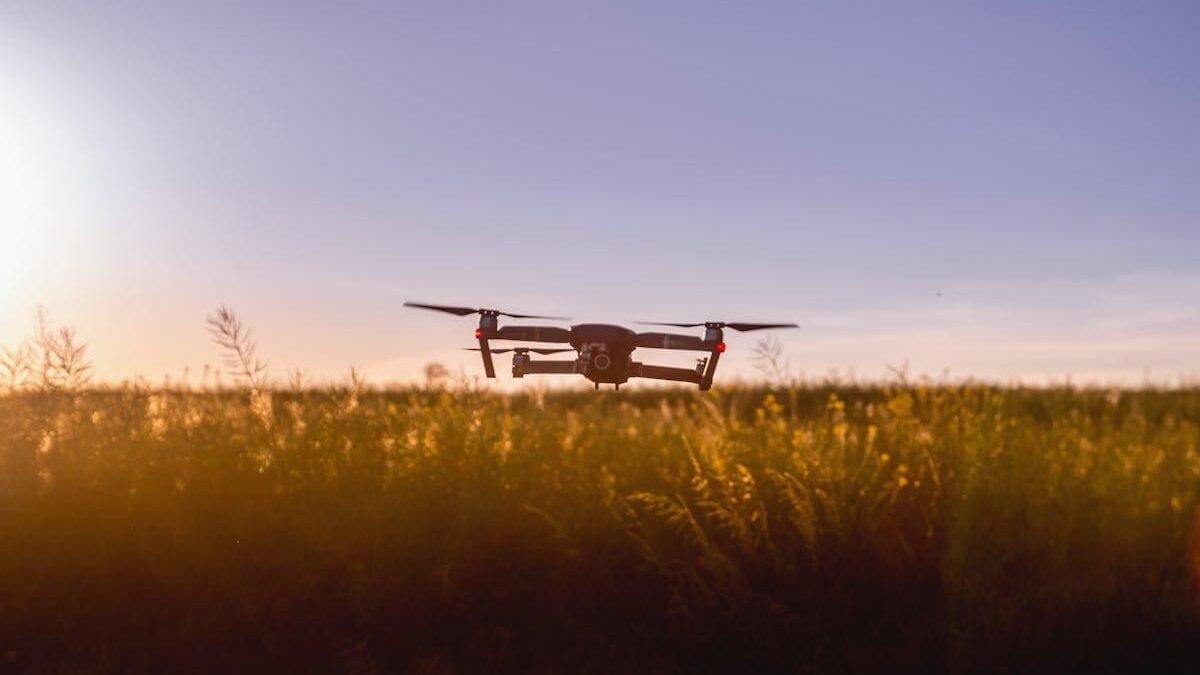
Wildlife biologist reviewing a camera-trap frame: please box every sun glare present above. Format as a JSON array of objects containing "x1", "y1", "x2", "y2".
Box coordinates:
[{"x1": 0, "y1": 68, "x2": 92, "y2": 319}]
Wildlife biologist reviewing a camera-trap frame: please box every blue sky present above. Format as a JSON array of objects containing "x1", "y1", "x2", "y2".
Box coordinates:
[{"x1": 2, "y1": 1, "x2": 1197, "y2": 386}]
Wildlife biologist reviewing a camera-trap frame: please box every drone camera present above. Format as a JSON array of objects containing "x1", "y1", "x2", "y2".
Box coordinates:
[{"x1": 580, "y1": 342, "x2": 612, "y2": 373}]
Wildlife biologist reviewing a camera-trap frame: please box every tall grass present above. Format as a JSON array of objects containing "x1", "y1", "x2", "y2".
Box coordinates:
[{"x1": 2, "y1": 382, "x2": 1198, "y2": 672}]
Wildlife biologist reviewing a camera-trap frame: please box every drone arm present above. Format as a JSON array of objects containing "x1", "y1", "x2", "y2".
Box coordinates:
[
  {"x1": 518, "y1": 359, "x2": 577, "y2": 375},
  {"x1": 634, "y1": 332, "x2": 710, "y2": 351},
  {"x1": 631, "y1": 363, "x2": 702, "y2": 385},
  {"x1": 492, "y1": 325, "x2": 572, "y2": 343}
]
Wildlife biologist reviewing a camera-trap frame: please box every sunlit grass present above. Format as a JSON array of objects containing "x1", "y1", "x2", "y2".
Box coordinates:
[{"x1": 1, "y1": 383, "x2": 1198, "y2": 672}]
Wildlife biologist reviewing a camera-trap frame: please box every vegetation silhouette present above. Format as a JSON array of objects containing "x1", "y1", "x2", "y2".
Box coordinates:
[{"x1": 1, "y1": 307, "x2": 92, "y2": 393}]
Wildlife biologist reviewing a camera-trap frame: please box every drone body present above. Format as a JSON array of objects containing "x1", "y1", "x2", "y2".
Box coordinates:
[{"x1": 405, "y1": 302, "x2": 796, "y2": 390}]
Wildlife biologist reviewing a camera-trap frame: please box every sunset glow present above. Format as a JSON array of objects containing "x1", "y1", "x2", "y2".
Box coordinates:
[{"x1": 0, "y1": 2, "x2": 1196, "y2": 385}]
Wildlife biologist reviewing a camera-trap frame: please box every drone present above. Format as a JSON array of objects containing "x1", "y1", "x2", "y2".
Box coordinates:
[{"x1": 405, "y1": 302, "x2": 797, "y2": 390}]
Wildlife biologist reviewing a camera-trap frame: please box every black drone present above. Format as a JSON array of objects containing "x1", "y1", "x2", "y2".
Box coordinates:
[{"x1": 405, "y1": 302, "x2": 797, "y2": 390}]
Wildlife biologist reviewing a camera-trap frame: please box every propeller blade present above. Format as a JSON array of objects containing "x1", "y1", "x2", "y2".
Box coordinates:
[
  {"x1": 464, "y1": 347, "x2": 575, "y2": 355},
  {"x1": 405, "y1": 301, "x2": 570, "y2": 321},
  {"x1": 405, "y1": 302, "x2": 479, "y2": 316},
  {"x1": 726, "y1": 322, "x2": 798, "y2": 332},
  {"x1": 497, "y1": 311, "x2": 572, "y2": 320},
  {"x1": 636, "y1": 320, "x2": 797, "y2": 332}
]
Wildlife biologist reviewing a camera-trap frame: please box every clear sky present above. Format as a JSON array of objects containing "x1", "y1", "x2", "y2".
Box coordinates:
[{"x1": 2, "y1": 1, "x2": 1197, "y2": 387}]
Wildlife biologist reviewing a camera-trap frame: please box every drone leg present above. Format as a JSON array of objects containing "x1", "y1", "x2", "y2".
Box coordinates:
[
  {"x1": 477, "y1": 336, "x2": 496, "y2": 378},
  {"x1": 700, "y1": 350, "x2": 721, "y2": 391}
]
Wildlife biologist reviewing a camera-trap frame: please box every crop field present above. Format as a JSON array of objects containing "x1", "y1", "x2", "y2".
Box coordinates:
[{"x1": 2, "y1": 383, "x2": 1199, "y2": 673}]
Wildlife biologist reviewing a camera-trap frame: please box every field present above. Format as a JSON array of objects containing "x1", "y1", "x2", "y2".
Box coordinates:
[{"x1": 2, "y1": 383, "x2": 1199, "y2": 673}]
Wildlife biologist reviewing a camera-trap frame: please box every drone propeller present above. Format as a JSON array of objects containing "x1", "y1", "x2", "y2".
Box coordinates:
[
  {"x1": 405, "y1": 301, "x2": 569, "y2": 321},
  {"x1": 635, "y1": 320, "x2": 798, "y2": 332},
  {"x1": 464, "y1": 347, "x2": 575, "y2": 355}
]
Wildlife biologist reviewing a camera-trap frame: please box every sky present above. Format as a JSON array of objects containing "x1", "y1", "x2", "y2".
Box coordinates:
[{"x1": 1, "y1": 1, "x2": 1198, "y2": 387}]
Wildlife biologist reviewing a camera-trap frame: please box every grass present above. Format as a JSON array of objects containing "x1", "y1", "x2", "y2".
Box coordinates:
[{"x1": 1, "y1": 382, "x2": 1199, "y2": 673}]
